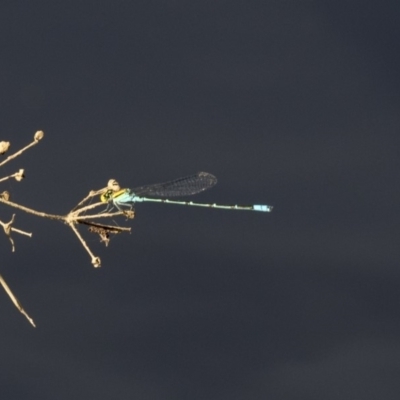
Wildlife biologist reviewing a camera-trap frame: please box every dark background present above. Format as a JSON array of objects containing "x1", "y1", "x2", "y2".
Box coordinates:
[{"x1": 1, "y1": 1, "x2": 400, "y2": 399}]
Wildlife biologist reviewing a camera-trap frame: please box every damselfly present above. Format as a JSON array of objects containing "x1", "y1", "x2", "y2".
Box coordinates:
[{"x1": 100, "y1": 172, "x2": 273, "y2": 213}]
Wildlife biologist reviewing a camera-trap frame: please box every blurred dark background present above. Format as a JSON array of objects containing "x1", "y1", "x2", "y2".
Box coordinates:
[{"x1": 1, "y1": 1, "x2": 400, "y2": 399}]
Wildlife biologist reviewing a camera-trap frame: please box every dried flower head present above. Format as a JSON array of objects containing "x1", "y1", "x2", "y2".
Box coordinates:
[
  {"x1": 0, "y1": 141, "x2": 10, "y2": 155},
  {"x1": 0, "y1": 191, "x2": 10, "y2": 200},
  {"x1": 92, "y1": 257, "x2": 101, "y2": 268},
  {"x1": 34, "y1": 131, "x2": 44, "y2": 141},
  {"x1": 14, "y1": 169, "x2": 25, "y2": 181},
  {"x1": 124, "y1": 210, "x2": 135, "y2": 219}
]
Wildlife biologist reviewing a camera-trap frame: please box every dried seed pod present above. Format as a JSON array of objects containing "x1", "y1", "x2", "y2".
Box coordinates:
[
  {"x1": 124, "y1": 210, "x2": 135, "y2": 219},
  {"x1": 34, "y1": 130, "x2": 44, "y2": 141},
  {"x1": 0, "y1": 141, "x2": 10, "y2": 154},
  {"x1": 0, "y1": 191, "x2": 10, "y2": 200},
  {"x1": 14, "y1": 169, "x2": 25, "y2": 181},
  {"x1": 92, "y1": 257, "x2": 101, "y2": 268}
]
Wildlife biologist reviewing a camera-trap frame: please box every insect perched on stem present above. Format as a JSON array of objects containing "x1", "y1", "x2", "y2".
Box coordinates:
[{"x1": 100, "y1": 172, "x2": 273, "y2": 213}]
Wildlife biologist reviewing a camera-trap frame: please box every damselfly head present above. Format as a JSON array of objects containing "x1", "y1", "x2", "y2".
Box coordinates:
[
  {"x1": 107, "y1": 179, "x2": 120, "y2": 191},
  {"x1": 100, "y1": 189, "x2": 114, "y2": 203}
]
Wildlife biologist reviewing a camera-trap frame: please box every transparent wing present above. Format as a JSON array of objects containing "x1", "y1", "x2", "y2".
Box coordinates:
[{"x1": 131, "y1": 172, "x2": 217, "y2": 198}]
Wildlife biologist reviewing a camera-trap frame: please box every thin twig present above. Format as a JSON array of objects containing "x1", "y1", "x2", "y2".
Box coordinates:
[
  {"x1": 9, "y1": 227, "x2": 32, "y2": 237},
  {"x1": 0, "y1": 197, "x2": 129, "y2": 265},
  {"x1": 4, "y1": 230, "x2": 15, "y2": 251},
  {"x1": 0, "y1": 170, "x2": 24, "y2": 183},
  {"x1": 0, "y1": 139, "x2": 39, "y2": 168},
  {"x1": 75, "y1": 211, "x2": 125, "y2": 220},
  {"x1": 0, "y1": 174, "x2": 14, "y2": 182},
  {"x1": 0, "y1": 182, "x2": 132, "y2": 267},
  {"x1": 68, "y1": 222, "x2": 101, "y2": 268},
  {"x1": 0, "y1": 175, "x2": 14, "y2": 183},
  {"x1": 78, "y1": 220, "x2": 131, "y2": 233},
  {"x1": 0, "y1": 274, "x2": 36, "y2": 327},
  {"x1": 0, "y1": 198, "x2": 64, "y2": 221},
  {"x1": 71, "y1": 201, "x2": 108, "y2": 216},
  {"x1": 70, "y1": 188, "x2": 107, "y2": 213},
  {"x1": 0, "y1": 214, "x2": 32, "y2": 252}
]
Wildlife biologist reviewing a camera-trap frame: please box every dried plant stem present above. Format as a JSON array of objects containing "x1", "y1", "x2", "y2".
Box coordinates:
[
  {"x1": 70, "y1": 188, "x2": 107, "y2": 213},
  {"x1": 75, "y1": 212, "x2": 124, "y2": 220},
  {"x1": 0, "y1": 170, "x2": 23, "y2": 183},
  {"x1": 71, "y1": 201, "x2": 107, "y2": 216},
  {"x1": 78, "y1": 220, "x2": 131, "y2": 233},
  {"x1": 9, "y1": 227, "x2": 32, "y2": 237},
  {"x1": 0, "y1": 175, "x2": 14, "y2": 183},
  {"x1": 68, "y1": 222, "x2": 101, "y2": 267},
  {"x1": 0, "y1": 214, "x2": 32, "y2": 252},
  {"x1": 0, "y1": 139, "x2": 39, "y2": 168},
  {"x1": 0, "y1": 131, "x2": 134, "y2": 326},
  {"x1": 0, "y1": 132, "x2": 43, "y2": 326},
  {"x1": 0, "y1": 274, "x2": 35, "y2": 327},
  {"x1": 0, "y1": 198, "x2": 63, "y2": 221},
  {"x1": 0, "y1": 197, "x2": 129, "y2": 266}
]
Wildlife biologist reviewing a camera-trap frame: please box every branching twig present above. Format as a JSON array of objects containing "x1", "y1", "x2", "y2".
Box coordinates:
[
  {"x1": 0, "y1": 214, "x2": 32, "y2": 252},
  {"x1": 70, "y1": 188, "x2": 107, "y2": 213},
  {"x1": 0, "y1": 131, "x2": 44, "y2": 168},
  {"x1": 0, "y1": 196, "x2": 130, "y2": 265},
  {"x1": 0, "y1": 130, "x2": 134, "y2": 326},
  {"x1": 0, "y1": 131, "x2": 44, "y2": 167}
]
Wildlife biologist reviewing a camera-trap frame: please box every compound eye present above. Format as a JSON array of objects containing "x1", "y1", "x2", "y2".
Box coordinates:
[
  {"x1": 101, "y1": 190, "x2": 112, "y2": 202},
  {"x1": 107, "y1": 179, "x2": 120, "y2": 191}
]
